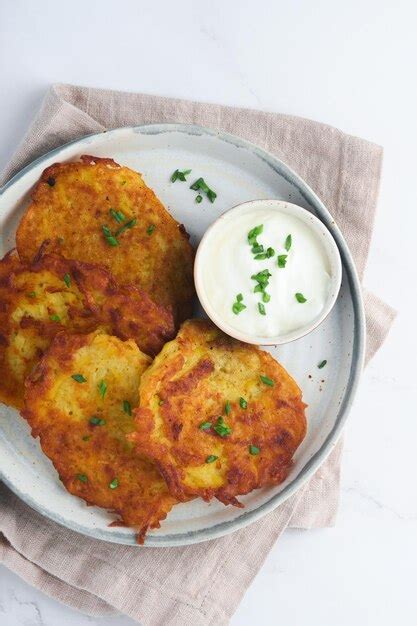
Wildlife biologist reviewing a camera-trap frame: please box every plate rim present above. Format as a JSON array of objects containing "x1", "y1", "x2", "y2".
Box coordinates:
[{"x1": 0, "y1": 122, "x2": 366, "y2": 547}]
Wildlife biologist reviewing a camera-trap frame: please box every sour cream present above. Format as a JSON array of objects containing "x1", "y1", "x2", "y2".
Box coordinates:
[{"x1": 195, "y1": 200, "x2": 342, "y2": 344}]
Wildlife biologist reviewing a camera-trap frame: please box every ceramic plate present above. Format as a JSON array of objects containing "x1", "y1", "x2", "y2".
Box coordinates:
[{"x1": 0, "y1": 124, "x2": 365, "y2": 546}]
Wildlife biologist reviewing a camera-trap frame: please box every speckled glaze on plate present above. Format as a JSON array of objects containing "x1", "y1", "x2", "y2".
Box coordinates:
[{"x1": 0, "y1": 124, "x2": 365, "y2": 547}]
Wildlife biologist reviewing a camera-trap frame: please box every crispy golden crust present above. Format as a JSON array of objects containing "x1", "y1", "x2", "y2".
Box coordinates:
[
  {"x1": 0, "y1": 250, "x2": 175, "y2": 408},
  {"x1": 23, "y1": 331, "x2": 177, "y2": 543},
  {"x1": 130, "y1": 319, "x2": 307, "y2": 506},
  {"x1": 16, "y1": 155, "x2": 195, "y2": 323}
]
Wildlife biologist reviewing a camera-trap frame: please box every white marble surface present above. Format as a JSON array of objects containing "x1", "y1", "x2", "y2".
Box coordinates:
[{"x1": 1, "y1": 0, "x2": 416, "y2": 624}]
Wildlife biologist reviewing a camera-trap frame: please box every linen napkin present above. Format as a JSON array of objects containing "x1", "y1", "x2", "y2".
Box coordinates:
[{"x1": 0, "y1": 84, "x2": 396, "y2": 625}]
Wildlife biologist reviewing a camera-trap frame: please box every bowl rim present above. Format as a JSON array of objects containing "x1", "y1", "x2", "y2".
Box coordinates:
[{"x1": 194, "y1": 199, "x2": 343, "y2": 345}]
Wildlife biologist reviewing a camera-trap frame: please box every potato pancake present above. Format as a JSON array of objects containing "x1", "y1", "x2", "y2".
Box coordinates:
[
  {"x1": 23, "y1": 331, "x2": 177, "y2": 543},
  {"x1": 0, "y1": 251, "x2": 174, "y2": 408},
  {"x1": 16, "y1": 155, "x2": 195, "y2": 323},
  {"x1": 131, "y1": 319, "x2": 307, "y2": 506}
]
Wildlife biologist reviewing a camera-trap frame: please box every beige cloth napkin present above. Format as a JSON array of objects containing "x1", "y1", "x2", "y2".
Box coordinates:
[{"x1": 0, "y1": 84, "x2": 396, "y2": 625}]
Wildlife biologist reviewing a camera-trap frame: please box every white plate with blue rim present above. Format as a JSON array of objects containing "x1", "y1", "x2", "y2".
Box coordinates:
[{"x1": 0, "y1": 124, "x2": 365, "y2": 546}]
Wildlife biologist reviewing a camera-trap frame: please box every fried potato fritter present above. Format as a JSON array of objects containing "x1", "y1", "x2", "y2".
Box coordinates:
[
  {"x1": 23, "y1": 331, "x2": 177, "y2": 543},
  {"x1": 16, "y1": 155, "x2": 195, "y2": 323},
  {"x1": 0, "y1": 251, "x2": 174, "y2": 408},
  {"x1": 131, "y1": 320, "x2": 307, "y2": 506}
]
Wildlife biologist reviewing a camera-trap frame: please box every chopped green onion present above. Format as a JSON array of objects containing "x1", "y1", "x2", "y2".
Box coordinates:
[
  {"x1": 254, "y1": 253, "x2": 268, "y2": 260},
  {"x1": 254, "y1": 284, "x2": 264, "y2": 294},
  {"x1": 171, "y1": 169, "x2": 191, "y2": 183},
  {"x1": 71, "y1": 374, "x2": 86, "y2": 383},
  {"x1": 277, "y1": 254, "x2": 288, "y2": 268},
  {"x1": 225, "y1": 400, "x2": 231, "y2": 416},
  {"x1": 232, "y1": 302, "x2": 246, "y2": 315},
  {"x1": 195, "y1": 194, "x2": 203, "y2": 203},
  {"x1": 266, "y1": 247, "x2": 275, "y2": 258},
  {"x1": 49, "y1": 314, "x2": 61, "y2": 322},
  {"x1": 251, "y1": 244, "x2": 264, "y2": 254},
  {"x1": 318, "y1": 360, "x2": 327, "y2": 369},
  {"x1": 249, "y1": 445, "x2": 260, "y2": 455},
  {"x1": 109, "y1": 478, "x2": 119, "y2": 489},
  {"x1": 236, "y1": 293, "x2": 243, "y2": 302},
  {"x1": 285, "y1": 234, "x2": 292, "y2": 251},
  {"x1": 63, "y1": 273, "x2": 71, "y2": 287},
  {"x1": 147, "y1": 224, "x2": 156, "y2": 236},
  {"x1": 101, "y1": 225, "x2": 119, "y2": 246},
  {"x1": 123, "y1": 400, "x2": 132, "y2": 415},
  {"x1": 199, "y1": 421, "x2": 212, "y2": 431},
  {"x1": 82, "y1": 435, "x2": 91, "y2": 441},
  {"x1": 207, "y1": 189, "x2": 217, "y2": 203},
  {"x1": 109, "y1": 208, "x2": 125, "y2": 223},
  {"x1": 115, "y1": 218, "x2": 137, "y2": 237},
  {"x1": 248, "y1": 225, "x2": 263, "y2": 244},
  {"x1": 214, "y1": 416, "x2": 232, "y2": 437},
  {"x1": 76, "y1": 473, "x2": 88, "y2": 482},
  {"x1": 239, "y1": 397, "x2": 248, "y2": 409},
  {"x1": 98, "y1": 379, "x2": 107, "y2": 399},
  {"x1": 189, "y1": 177, "x2": 217, "y2": 202},
  {"x1": 89, "y1": 416, "x2": 106, "y2": 426},
  {"x1": 262, "y1": 292, "x2": 271, "y2": 303},
  {"x1": 258, "y1": 302, "x2": 266, "y2": 315},
  {"x1": 260, "y1": 375, "x2": 274, "y2": 386},
  {"x1": 295, "y1": 292, "x2": 307, "y2": 303},
  {"x1": 27, "y1": 291, "x2": 37, "y2": 298},
  {"x1": 206, "y1": 455, "x2": 218, "y2": 464}
]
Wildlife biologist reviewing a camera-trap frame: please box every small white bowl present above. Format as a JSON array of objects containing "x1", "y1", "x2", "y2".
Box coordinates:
[{"x1": 194, "y1": 199, "x2": 342, "y2": 345}]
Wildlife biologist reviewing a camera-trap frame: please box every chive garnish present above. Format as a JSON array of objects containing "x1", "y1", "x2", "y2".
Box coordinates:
[
  {"x1": 225, "y1": 400, "x2": 231, "y2": 416},
  {"x1": 171, "y1": 169, "x2": 191, "y2": 182},
  {"x1": 199, "y1": 421, "x2": 212, "y2": 430},
  {"x1": 189, "y1": 178, "x2": 217, "y2": 202},
  {"x1": 50, "y1": 314, "x2": 61, "y2": 322},
  {"x1": 262, "y1": 292, "x2": 270, "y2": 303},
  {"x1": 115, "y1": 218, "x2": 137, "y2": 237},
  {"x1": 285, "y1": 234, "x2": 292, "y2": 251},
  {"x1": 249, "y1": 445, "x2": 260, "y2": 455},
  {"x1": 123, "y1": 400, "x2": 132, "y2": 415},
  {"x1": 247, "y1": 225, "x2": 263, "y2": 244},
  {"x1": 98, "y1": 379, "x2": 107, "y2": 399},
  {"x1": 251, "y1": 244, "x2": 264, "y2": 254},
  {"x1": 195, "y1": 194, "x2": 203, "y2": 203},
  {"x1": 109, "y1": 208, "x2": 125, "y2": 223},
  {"x1": 318, "y1": 360, "x2": 327, "y2": 369},
  {"x1": 27, "y1": 291, "x2": 37, "y2": 298},
  {"x1": 102, "y1": 225, "x2": 119, "y2": 247},
  {"x1": 239, "y1": 397, "x2": 248, "y2": 409},
  {"x1": 295, "y1": 292, "x2": 307, "y2": 303},
  {"x1": 232, "y1": 293, "x2": 246, "y2": 315},
  {"x1": 63, "y1": 273, "x2": 71, "y2": 287},
  {"x1": 206, "y1": 455, "x2": 218, "y2": 464},
  {"x1": 47, "y1": 177, "x2": 55, "y2": 187},
  {"x1": 146, "y1": 224, "x2": 156, "y2": 236},
  {"x1": 109, "y1": 478, "x2": 119, "y2": 489},
  {"x1": 266, "y1": 247, "x2": 275, "y2": 258},
  {"x1": 260, "y1": 375, "x2": 274, "y2": 386},
  {"x1": 76, "y1": 473, "x2": 88, "y2": 482},
  {"x1": 277, "y1": 254, "x2": 288, "y2": 268},
  {"x1": 89, "y1": 416, "x2": 106, "y2": 426},
  {"x1": 71, "y1": 374, "x2": 86, "y2": 383},
  {"x1": 82, "y1": 435, "x2": 91, "y2": 441},
  {"x1": 213, "y1": 416, "x2": 232, "y2": 437},
  {"x1": 258, "y1": 303, "x2": 266, "y2": 315},
  {"x1": 254, "y1": 252, "x2": 268, "y2": 260}
]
